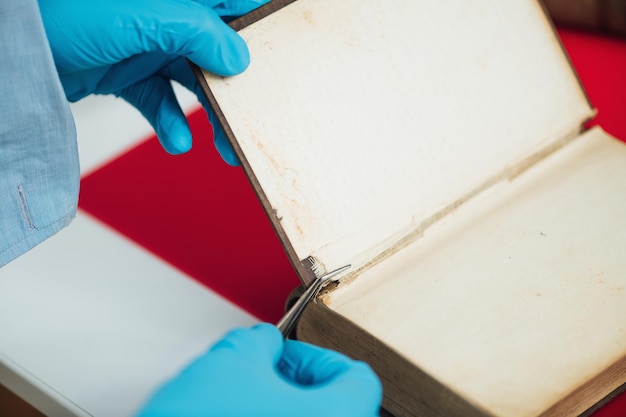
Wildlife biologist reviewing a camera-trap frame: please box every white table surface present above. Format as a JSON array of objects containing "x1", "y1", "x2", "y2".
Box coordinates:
[{"x1": 0, "y1": 86, "x2": 257, "y2": 417}]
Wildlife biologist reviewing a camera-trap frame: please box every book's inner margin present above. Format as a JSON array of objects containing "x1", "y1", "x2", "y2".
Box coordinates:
[{"x1": 330, "y1": 121, "x2": 589, "y2": 288}]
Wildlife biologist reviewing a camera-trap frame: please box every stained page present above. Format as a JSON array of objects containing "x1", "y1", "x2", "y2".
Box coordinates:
[
  {"x1": 327, "y1": 127, "x2": 626, "y2": 417},
  {"x1": 202, "y1": 0, "x2": 593, "y2": 279}
]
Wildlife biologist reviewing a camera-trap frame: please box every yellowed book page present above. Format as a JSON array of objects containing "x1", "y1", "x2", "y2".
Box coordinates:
[
  {"x1": 327, "y1": 127, "x2": 626, "y2": 417},
  {"x1": 204, "y1": 0, "x2": 593, "y2": 276}
]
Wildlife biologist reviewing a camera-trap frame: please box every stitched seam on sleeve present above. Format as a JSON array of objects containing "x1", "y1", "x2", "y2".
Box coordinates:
[{"x1": 17, "y1": 184, "x2": 37, "y2": 231}]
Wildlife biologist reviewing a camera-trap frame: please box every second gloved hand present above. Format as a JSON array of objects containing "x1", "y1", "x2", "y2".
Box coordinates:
[
  {"x1": 37, "y1": 0, "x2": 267, "y2": 163},
  {"x1": 135, "y1": 323, "x2": 383, "y2": 417}
]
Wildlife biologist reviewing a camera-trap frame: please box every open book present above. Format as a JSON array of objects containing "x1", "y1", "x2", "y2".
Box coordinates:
[{"x1": 193, "y1": 1, "x2": 626, "y2": 416}]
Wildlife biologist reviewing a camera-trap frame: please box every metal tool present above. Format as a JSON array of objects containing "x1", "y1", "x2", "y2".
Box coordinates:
[{"x1": 277, "y1": 264, "x2": 351, "y2": 338}]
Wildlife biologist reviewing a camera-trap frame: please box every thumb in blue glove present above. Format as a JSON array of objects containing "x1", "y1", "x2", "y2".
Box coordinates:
[
  {"x1": 135, "y1": 323, "x2": 383, "y2": 417},
  {"x1": 38, "y1": 0, "x2": 267, "y2": 164}
]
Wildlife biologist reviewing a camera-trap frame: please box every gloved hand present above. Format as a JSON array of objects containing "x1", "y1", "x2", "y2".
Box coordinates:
[
  {"x1": 37, "y1": 0, "x2": 268, "y2": 164},
  {"x1": 135, "y1": 323, "x2": 383, "y2": 417}
]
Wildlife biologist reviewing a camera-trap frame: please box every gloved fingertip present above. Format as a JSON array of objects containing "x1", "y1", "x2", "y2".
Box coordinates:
[
  {"x1": 157, "y1": 122, "x2": 193, "y2": 155},
  {"x1": 212, "y1": 0, "x2": 271, "y2": 18},
  {"x1": 190, "y1": 10, "x2": 252, "y2": 76},
  {"x1": 213, "y1": 124, "x2": 240, "y2": 166},
  {"x1": 248, "y1": 323, "x2": 284, "y2": 351},
  {"x1": 160, "y1": 134, "x2": 193, "y2": 155},
  {"x1": 252, "y1": 322, "x2": 282, "y2": 336},
  {"x1": 210, "y1": 323, "x2": 284, "y2": 364},
  {"x1": 215, "y1": 323, "x2": 282, "y2": 350},
  {"x1": 155, "y1": 106, "x2": 193, "y2": 155},
  {"x1": 217, "y1": 146, "x2": 241, "y2": 166},
  {"x1": 215, "y1": 36, "x2": 251, "y2": 76}
]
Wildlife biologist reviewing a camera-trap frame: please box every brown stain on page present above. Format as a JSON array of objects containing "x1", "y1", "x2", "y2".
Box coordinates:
[{"x1": 303, "y1": 9, "x2": 315, "y2": 25}]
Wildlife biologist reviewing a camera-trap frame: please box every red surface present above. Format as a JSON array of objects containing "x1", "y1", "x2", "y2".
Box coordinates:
[
  {"x1": 79, "y1": 111, "x2": 299, "y2": 323},
  {"x1": 78, "y1": 28, "x2": 626, "y2": 415},
  {"x1": 558, "y1": 28, "x2": 626, "y2": 143}
]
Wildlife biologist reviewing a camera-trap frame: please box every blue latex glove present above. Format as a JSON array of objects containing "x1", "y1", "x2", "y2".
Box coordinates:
[
  {"x1": 135, "y1": 323, "x2": 383, "y2": 417},
  {"x1": 37, "y1": 0, "x2": 268, "y2": 164}
]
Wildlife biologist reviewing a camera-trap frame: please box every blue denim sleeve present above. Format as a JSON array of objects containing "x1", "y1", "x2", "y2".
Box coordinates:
[{"x1": 0, "y1": 0, "x2": 79, "y2": 266}]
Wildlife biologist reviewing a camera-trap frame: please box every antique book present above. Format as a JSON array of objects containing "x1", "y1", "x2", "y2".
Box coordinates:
[{"x1": 193, "y1": 1, "x2": 626, "y2": 416}]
